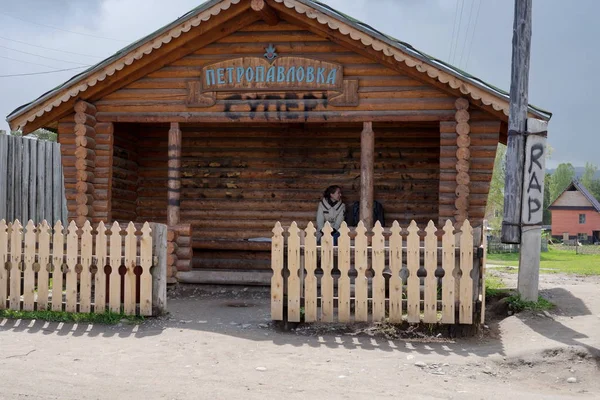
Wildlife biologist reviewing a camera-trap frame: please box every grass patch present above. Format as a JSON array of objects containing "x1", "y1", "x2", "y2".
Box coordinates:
[
  {"x1": 0, "y1": 309, "x2": 144, "y2": 325},
  {"x1": 488, "y1": 245, "x2": 600, "y2": 275},
  {"x1": 485, "y1": 274, "x2": 506, "y2": 297},
  {"x1": 506, "y1": 294, "x2": 554, "y2": 313}
]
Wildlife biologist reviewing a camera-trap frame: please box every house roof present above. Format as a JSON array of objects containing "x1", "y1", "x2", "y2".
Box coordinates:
[
  {"x1": 6, "y1": 0, "x2": 552, "y2": 131},
  {"x1": 549, "y1": 180, "x2": 600, "y2": 213}
]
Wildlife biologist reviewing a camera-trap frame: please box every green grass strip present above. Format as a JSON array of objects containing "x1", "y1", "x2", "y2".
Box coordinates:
[{"x1": 0, "y1": 309, "x2": 144, "y2": 325}]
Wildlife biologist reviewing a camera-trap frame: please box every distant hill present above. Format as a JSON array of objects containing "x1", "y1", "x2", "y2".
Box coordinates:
[{"x1": 546, "y1": 167, "x2": 600, "y2": 179}]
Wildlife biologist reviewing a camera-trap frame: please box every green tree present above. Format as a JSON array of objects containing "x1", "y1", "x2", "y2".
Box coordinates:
[
  {"x1": 9, "y1": 129, "x2": 57, "y2": 142},
  {"x1": 587, "y1": 180, "x2": 600, "y2": 201},
  {"x1": 543, "y1": 173, "x2": 552, "y2": 225},
  {"x1": 580, "y1": 162, "x2": 600, "y2": 201},
  {"x1": 581, "y1": 162, "x2": 597, "y2": 189},
  {"x1": 486, "y1": 144, "x2": 506, "y2": 231},
  {"x1": 550, "y1": 163, "x2": 575, "y2": 202}
]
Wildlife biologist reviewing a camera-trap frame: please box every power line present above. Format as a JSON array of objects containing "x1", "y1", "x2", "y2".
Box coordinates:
[
  {"x1": 448, "y1": 0, "x2": 461, "y2": 63},
  {"x1": 0, "y1": 35, "x2": 104, "y2": 59},
  {"x1": 0, "y1": 44, "x2": 90, "y2": 66},
  {"x1": 0, "y1": 11, "x2": 131, "y2": 43},
  {"x1": 0, "y1": 66, "x2": 89, "y2": 78},
  {"x1": 463, "y1": 0, "x2": 482, "y2": 70},
  {"x1": 451, "y1": 0, "x2": 466, "y2": 65},
  {"x1": 0, "y1": 54, "x2": 59, "y2": 69},
  {"x1": 458, "y1": 0, "x2": 477, "y2": 69}
]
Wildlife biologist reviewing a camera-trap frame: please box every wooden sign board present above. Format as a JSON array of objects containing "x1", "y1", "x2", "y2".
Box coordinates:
[
  {"x1": 186, "y1": 56, "x2": 358, "y2": 108},
  {"x1": 201, "y1": 57, "x2": 343, "y2": 92},
  {"x1": 521, "y1": 119, "x2": 548, "y2": 225}
]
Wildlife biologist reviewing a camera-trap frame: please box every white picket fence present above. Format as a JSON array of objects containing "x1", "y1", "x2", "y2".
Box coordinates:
[
  {"x1": 271, "y1": 219, "x2": 484, "y2": 325},
  {"x1": 0, "y1": 219, "x2": 161, "y2": 316}
]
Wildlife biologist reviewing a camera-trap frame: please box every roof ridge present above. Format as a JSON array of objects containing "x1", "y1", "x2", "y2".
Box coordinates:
[{"x1": 573, "y1": 180, "x2": 600, "y2": 212}]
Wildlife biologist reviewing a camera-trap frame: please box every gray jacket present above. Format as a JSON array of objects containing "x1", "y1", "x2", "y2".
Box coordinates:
[{"x1": 316, "y1": 199, "x2": 345, "y2": 239}]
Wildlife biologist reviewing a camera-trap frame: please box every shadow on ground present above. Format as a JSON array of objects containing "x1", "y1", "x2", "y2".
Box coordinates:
[
  {"x1": 514, "y1": 287, "x2": 600, "y2": 366},
  {"x1": 1, "y1": 284, "x2": 506, "y2": 361},
  {"x1": 1, "y1": 283, "x2": 598, "y2": 365}
]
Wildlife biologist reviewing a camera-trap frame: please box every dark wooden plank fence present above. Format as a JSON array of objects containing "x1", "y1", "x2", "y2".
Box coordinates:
[{"x1": 0, "y1": 134, "x2": 67, "y2": 224}]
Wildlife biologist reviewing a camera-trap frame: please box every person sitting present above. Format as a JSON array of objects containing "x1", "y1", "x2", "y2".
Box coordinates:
[{"x1": 316, "y1": 185, "x2": 345, "y2": 245}]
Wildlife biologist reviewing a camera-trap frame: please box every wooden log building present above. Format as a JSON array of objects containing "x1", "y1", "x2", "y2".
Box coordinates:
[{"x1": 6, "y1": 0, "x2": 551, "y2": 284}]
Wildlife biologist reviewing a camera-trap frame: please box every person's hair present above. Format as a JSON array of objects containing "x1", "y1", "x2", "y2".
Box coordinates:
[{"x1": 323, "y1": 185, "x2": 341, "y2": 200}]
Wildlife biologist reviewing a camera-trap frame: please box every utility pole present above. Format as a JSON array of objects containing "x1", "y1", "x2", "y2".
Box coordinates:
[
  {"x1": 502, "y1": 0, "x2": 547, "y2": 301},
  {"x1": 501, "y1": 0, "x2": 532, "y2": 245}
]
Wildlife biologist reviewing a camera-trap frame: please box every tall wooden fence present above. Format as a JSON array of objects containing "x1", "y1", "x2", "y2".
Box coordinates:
[
  {"x1": 271, "y1": 219, "x2": 484, "y2": 325},
  {"x1": 0, "y1": 219, "x2": 168, "y2": 316},
  {"x1": 0, "y1": 135, "x2": 67, "y2": 225}
]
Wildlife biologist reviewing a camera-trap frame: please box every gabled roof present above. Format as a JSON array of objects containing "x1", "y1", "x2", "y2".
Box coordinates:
[
  {"x1": 549, "y1": 180, "x2": 600, "y2": 213},
  {"x1": 6, "y1": 0, "x2": 552, "y2": 131}
]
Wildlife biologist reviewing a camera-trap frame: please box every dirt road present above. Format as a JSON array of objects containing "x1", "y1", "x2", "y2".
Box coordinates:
[{"x1": 1, "y1": 273, "x2": 598, "y2": 399}]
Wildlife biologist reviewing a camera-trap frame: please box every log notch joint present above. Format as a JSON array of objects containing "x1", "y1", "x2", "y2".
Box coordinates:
[
  {"x1": 74, "y1": 100, "x2": 97, "y2": 226},
  {"x1": 454, "y1": 98, "x2": 471, "y2": 226},
  {"x1": 360, "y1": 121, "x2": 374, "y2": 229},
  {"x1": 251, "y1": 0, "x2": 279, "y2": 26},
  {"x1": 94, "y1": 122, "x2": 114, "y2": 223},
  {"x1": 166, "y1": 122, "x2": 190, "y2": 282},
  {"x1": 166, "y1": 224, "x2": 192, "y2": 284}
]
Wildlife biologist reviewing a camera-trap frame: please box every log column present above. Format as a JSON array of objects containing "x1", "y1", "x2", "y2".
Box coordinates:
[
  {"x1": 167, "y1": 122, "x2": 182, "y2": 226},
  {"x1": 454, "y1": 98, "x2": 471, "y2": 225},
  {"x1": 74, "y1": 100, "x2": 97, "y2": 227},
  {"x1": 359, "y1": 121, "x2": 374, "y2": 229},
  {"x1": 94, "y1": 122, "x2": 114, "y2": 223}
]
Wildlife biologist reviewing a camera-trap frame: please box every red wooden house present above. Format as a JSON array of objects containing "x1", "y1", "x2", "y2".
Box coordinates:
[{"x1": 548, "y1": 180, "x2": 600, "y2": 243}]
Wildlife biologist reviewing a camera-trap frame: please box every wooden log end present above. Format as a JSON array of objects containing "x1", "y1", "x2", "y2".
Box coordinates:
[
  {"x1": 455, "y1": 109, "x2": 470, "y2": 123},
  {"x1": 456, "y1": 122, "x2": 470, "y2": 136},
  {"x1": 74, "y1": 100, "x2": 97, "y2": 115},
  {"x1": 455, "y1": 98, "x2": 469, "y2": 110}
]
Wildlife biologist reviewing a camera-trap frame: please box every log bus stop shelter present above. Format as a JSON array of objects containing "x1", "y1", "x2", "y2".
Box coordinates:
[{"x1": 6, "y1": 0, "x2": 551, "y2": 285}]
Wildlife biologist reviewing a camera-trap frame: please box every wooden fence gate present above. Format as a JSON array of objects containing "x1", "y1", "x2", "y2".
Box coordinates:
[
  {"x1": 271, "y1": 219, "x2": 485, "y2": 325},
  {"x1": 0, "y1": 219, "x2": 168, "y2": 316}
]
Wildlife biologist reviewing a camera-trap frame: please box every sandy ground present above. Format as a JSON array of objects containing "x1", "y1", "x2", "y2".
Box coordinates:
[{"x1": 1, "y1": 271, "x2": 599, "y2": 400}]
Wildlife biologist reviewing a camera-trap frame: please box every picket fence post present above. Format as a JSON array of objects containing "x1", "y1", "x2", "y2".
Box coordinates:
[
  {"x1": 337, "y1": 222, "x2": 351, "y2": 323},
  {"x1": 0, "y1": 220, "x2": 7, "y2": 310},
  {"x1": 354, "y1": 221, "x2": 368, "y2": 322},
  {"x1": 51, "y1": 221, "x2": 65, "y2": 312},
  {"x1": 37, "y1": 221, "x2": 51, "y2": 311},
  {"x1": 109, "y1": 221, "x2": 122, "y2": 313},
  {"x1": 287, "y1": 222, "x2": 301, "y2": 323},
  {"x1": 9, "y1": 220, "x2": 23, "y2": 310},
  {"x1": 79, "y1": 221, "x2": 93, "y2": 313},
  {"x1": 270, "y1": 222, "x2": 284, "y2": 321},
  {"x1": 371, "y1": 221, "x2": 385, "y2": 322},
  {"x1": 320, "y1": 222, "x2": 334, "y2": 323},
  {"x1": 423, "y1": 221, "x2": 438, "y2": 323},
  {"x1": 386, "y1": 221, "x2": 401, "y2": 323},
  {"x1": 303, "y1": 222, "x2": 318, "y2": 323},
  {"x1": 23, "y1": 220, "x2": 36, "y2": 311}
]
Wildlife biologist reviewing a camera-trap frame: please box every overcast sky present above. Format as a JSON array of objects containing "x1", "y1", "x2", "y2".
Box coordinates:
[{"x1": 0, "y1": 0, "x2": 597, "y2": 168}]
